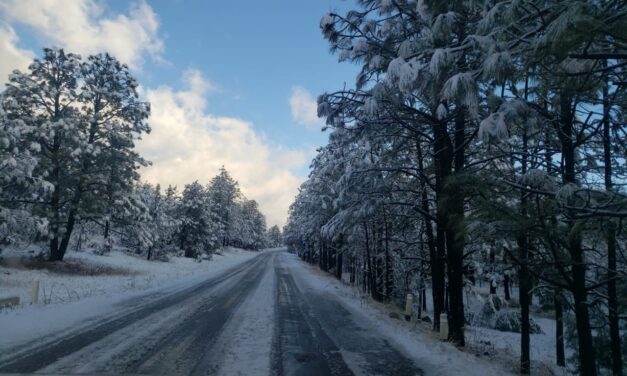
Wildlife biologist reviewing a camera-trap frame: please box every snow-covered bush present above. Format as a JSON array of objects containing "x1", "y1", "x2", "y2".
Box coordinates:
[{"x1": 494, "y1": 311, "x2": 543, "y2": 334}]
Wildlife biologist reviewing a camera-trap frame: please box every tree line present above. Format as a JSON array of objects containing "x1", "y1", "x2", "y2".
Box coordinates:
[
  {"x1": 121, "y1": 167, "x2": 270, "y2": 260},
  {"x1": 285, "y1": 1, "x2": 625, "y2": 375},
  {"x1": 0, "y1": 48, "x2": 279, "y2": 262}
]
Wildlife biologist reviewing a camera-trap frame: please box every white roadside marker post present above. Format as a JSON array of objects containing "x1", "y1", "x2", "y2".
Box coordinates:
[
  {"x1": 440, "y1": 313, "x2": 449, "y2": 340},
  {"x1": 32, "y1": 279, "x2": 40, "y2": 305},
  {"x1": 404, "y1": 293, "x2": 413, "y2": 321}
]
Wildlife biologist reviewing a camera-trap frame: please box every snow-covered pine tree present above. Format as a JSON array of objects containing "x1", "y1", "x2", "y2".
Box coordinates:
[
  {"x1": 0, "y1": 99, "x2": 48, "y2": 246},
  {"x1": 234, "y1": 199, "x2": 267, "y2": 250},
  {"x1": 3, "y1": 48, "x2": 82, "y2": 260},
  {"x1": 2, "y1": 48, "x2": 150, "y2": 261},
  {"x1": 177, "y1": 181, "x2": 219, "y2": 258},
  {"x1": 207, "y1": 166, "x2": 241, "y2": 247},
  {"x1": 79, "y1": 53, "x2": 150, "y2": 246},
  {"x1": 317, "y1": 0, "x2": 495, "y2": 345},
  {"x1": 267, "y1": 225, "x2": 283, "y2": 247},
  {"x1": 286, "y1": 1, "x2": 626, "y2": 374},
  {"x1": 471, "y1": 2, "x2": 626, "y2": 374}
]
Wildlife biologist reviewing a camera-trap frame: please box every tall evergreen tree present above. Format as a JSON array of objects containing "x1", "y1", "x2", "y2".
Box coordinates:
[
  {"x1": 2, "y1": 48, "x2": 150, "y2": 261},
  {"x1": 207, "y1": 166, "x2": 241, "y2": 247}
]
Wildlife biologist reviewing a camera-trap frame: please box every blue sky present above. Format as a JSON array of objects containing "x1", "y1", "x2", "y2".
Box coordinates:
[
  {"x1": 124, "y1": 0, "x2": 357, "y2": 152},
  {"x1": 0, "y1": 0, "x2": 359, "y2": 226}
]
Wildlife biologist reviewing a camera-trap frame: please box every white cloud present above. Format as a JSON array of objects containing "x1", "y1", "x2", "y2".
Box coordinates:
[
  {"x1": 290, "y1": 86, "x2": 325, "y2": 130},
  {"x1": 137, "y1": 71, "x2": 307, "y2": 227},
  {"x1": 0, "y1": 24, "x2": 33, "y2": 85},
  {"x1": 182, "y1": 68, "x2": 218, "y2": 95},
  {"x1": 0, "y1": 2, "x2": 303, "y2": 226},
  {"x1": 0, "y1": 0, "x2": 163, "y2": 69}
]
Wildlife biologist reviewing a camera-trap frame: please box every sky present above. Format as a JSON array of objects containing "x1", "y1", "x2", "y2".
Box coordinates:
[{"x1": 0, "y1": 0, "x2": 359, "y2": 227}]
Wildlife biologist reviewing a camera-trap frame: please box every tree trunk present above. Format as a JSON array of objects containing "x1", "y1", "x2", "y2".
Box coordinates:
[
  {"x1": 517, "y1": 71, "x2": 532, "y2": 375},
  {"x1": 336, "y1": 249, "x2": 343, "y2": 280},
  {"x1": 443, "y1": 283, "x2": 449, "y2": 314},
  {"x1": 57, "y1": 207, "x2": 78, "y2": 260},
  {"x1": 503, "y1": 274, "x2": 510, "y2": 301},
  {"x1": 555, "y1": 291, "x2": 565, "y2": 367},
  {"x1": 384, "y1": 213, "x2": 393, "y2": 301},
  {"x1": 570, "y1": 237, "x2": 596, "y2": 376},
  {"x1": 445, "y1": 109, "x2": 466, "y2": 347},
  {"x1": 48, "y1": 169, "x2": 63, "y2": 261},
  {"x1": 49, "y1": 238, "x2": 62, "y2": 261},
  {"x1": 518, "y1": 234, "x2": 531, "y2": 374},
  {"x1": 418, "y1": 280, "x2": 423, "y2": 318},
  {"x1": 350, "y1": 256, "x2": 356, "y2": 284},
  {"x1": 446, "y1": 222, "x2": 465, "y2": 347},
  {"x1": 434, "y1": 189, "x2": 448, "y2": 330},
  {"x1": 603, "y1": 80, "x2": 622, "y2": 376},
  {"x1": 606, "y1": 225, "x2": 621, "y2": 376},
  {"x1": 418, "y1": 140, "x2": 444, "y2": 332},
  {"x1": 559, "y1": 93, "x2": 597, "y2": 376},
  {"x1": 319, "y1": 243, "x2": 323, "y2": 270},
  {"x1": 364, "y1": 223, "x2": 372, "y2": 295},
  {"x1": 104, "y1": 219, "x2": 110, "y2": 240},
  {"x1": 48, "y1": 94, "x2": 64, "y2": 262}
]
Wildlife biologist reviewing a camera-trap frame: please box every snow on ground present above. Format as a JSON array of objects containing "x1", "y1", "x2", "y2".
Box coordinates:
[
  {"x1": 343, "y1": 272, "x2": 569, "y2": 375},
  {"x1": 466, "y1": 318, "x2": 570, "y2": 376},
  {"x1": 208, "y1": 254, "x2": 276, "y2": 375},
  {"x1": 0, "y1": 247, "x2": 257, "y2": 306},
  {"x1": 0, "y1": 247, "x2": 260, "y2": 353},
  {"x1": 37, "y1": 291, "x2": 209, "y2": 374},
  {"x1": 459, "y1": 285, "x2": 572, "y2": 375},
  {"x1": 283, "y1": 253, "x2": 515, "y2": 376}
]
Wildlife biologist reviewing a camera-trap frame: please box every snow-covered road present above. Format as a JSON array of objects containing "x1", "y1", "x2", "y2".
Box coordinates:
[{"x1": 0, "y1": 250, "x2": 425, "y2": 375}]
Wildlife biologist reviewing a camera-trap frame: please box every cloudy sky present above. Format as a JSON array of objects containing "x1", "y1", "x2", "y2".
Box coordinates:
[{"x1": 0, "y1": 0, "x2": 358, "y2": 227}]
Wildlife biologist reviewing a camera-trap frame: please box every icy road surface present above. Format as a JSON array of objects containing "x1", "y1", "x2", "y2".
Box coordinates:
[{"x1": 0, "y1": 250, "x2": 422, "y2": 376}]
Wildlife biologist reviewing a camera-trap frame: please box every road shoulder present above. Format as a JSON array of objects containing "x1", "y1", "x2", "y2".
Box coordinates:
[{"x1": 281, "y1": 252, "x2": 515, "y2": 376}]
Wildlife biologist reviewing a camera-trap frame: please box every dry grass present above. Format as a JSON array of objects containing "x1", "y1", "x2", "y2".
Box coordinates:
[{"x1": 0, "y1": 256, "x2": 135, "y2": 276}]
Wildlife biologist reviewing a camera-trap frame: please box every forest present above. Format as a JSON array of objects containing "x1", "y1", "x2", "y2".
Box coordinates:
[
  {"x1": 0, "y1": 48, "x2": 281, "y2": 263},
  {"x1": 284, "y1": 1, "x2": 626, "y2": 375}
]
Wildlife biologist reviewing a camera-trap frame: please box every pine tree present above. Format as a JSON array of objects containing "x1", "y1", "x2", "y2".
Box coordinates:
[
  {"x1": 0, "y1": 99, "x2": 47, "y2": 245},
  {"x1": 177, "y1": 181, "x2": 219, "y2": 258},
  {"x1": 2, "y1": 48, "x2": 150, "y2": 261},
  {"x1": 207, "y1": 166, "x2": 241, "y2": 247},
  {"x1": 267, "y1": 225, "x2": 283, "y2": 247},
  {"x1": 287, "y1": 1, "x2": 626, "y2": 374}
]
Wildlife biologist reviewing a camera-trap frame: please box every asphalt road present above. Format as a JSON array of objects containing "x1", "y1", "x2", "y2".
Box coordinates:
[{"x1": 0, "y1": 251, "x2": 422, "y2": 376}]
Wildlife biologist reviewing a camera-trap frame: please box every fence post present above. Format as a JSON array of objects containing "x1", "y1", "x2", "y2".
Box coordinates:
[{"x1": 32, "y1": 279, "x2": 40, "y2": 305}]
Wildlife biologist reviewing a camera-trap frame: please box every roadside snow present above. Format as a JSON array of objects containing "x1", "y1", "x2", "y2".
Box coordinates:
[
  {"x1": 282, "y1": 253, "x2": 515, "y2": 376},
  {"x1": 0, "y1": 247, "x2": 256, "y2": 306},
  {"x1": 0, "y1": 247, "x2": 260, "y2": 355},
  {"x1": 341, "y1": 260, "x2": 570, "y2": 375},
  {"x1": 466, "y1": 318, "x2": 571, "y2": 376}
]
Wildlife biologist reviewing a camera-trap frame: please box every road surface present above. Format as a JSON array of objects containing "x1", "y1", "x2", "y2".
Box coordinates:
[{"x1": 0, "y1": 251, "x2": 422, "y2": 376}]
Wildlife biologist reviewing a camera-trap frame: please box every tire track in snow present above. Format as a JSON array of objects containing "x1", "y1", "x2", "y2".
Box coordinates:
[
  {"x1": 194, "y1": 252, "x2": 277, "y2": 375},
  {"x1": 272, "y1": 258, "x2": 354, "y2": 376},
  {"x1": 276, "y1": 252, "x2": 423, "y2": 376},
  {"x1": 0, "y1": 252, "x2": 270, "y2": 373}
]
